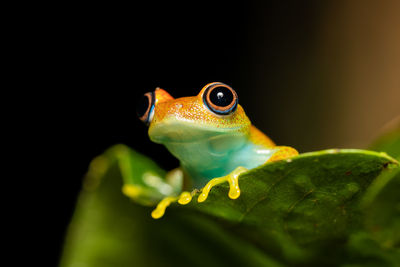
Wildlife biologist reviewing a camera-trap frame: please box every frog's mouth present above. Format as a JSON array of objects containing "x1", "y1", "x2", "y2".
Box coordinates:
[{"x1": 148, "y1": 120, "x2": 245, "y2": 144}]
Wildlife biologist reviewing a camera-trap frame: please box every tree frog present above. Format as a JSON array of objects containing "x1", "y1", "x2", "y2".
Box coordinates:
[{"x1": 130, "y1": 82, "x2": 298, "y2": 219}]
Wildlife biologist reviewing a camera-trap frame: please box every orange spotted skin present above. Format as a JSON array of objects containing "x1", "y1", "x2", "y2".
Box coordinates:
[
  {"x1": 148, "y1": 83, "x2": 298, "y2": 186},
  {"x1": 154, "y1": 87, "x2": 174, "y2": 104},
  {"x1": 150, "y1": 87, "x2": 251, "y2": 137}
]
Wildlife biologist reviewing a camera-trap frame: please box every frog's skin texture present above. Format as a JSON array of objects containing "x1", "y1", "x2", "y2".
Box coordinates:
[{"x1": 134, "y1": 82, "x2": 298, "y2": 218}]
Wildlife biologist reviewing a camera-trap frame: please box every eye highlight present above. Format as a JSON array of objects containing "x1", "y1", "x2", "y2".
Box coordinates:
[
  {"x1": 203, "y1": 82, "x2": 238, "y2": 115},
  {"x1": 137, "y1": 91, "x2": 155, "y2": 125}
]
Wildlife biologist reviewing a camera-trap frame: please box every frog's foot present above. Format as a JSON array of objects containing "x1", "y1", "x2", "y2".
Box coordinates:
[
  {"x1": 198, "y1": 166, "x2": 248, "y2": 203},
  {"x1": 267, "y1": 146, "x2": 298, "y2": 163},
  {"x1": 151, "y1": 190, "x2": 198, "y2": 219}
]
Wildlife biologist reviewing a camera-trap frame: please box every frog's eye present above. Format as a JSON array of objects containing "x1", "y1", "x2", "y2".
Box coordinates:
[
  {"x1": 137, "y1": 91, "x2": 155, "y2": 125},
  {"x1": 203, "y1": 82, "x2": 238, "y2": 115}
]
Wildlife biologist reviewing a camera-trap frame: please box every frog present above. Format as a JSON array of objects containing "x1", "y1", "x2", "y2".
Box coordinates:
[{"x1": 130, "y1": 82, "x2": 298, "y2": 219}]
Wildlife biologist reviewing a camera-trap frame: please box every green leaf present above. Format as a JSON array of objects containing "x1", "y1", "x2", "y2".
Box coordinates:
[
  {"x1": 181, "y1": 149, "x2": 397, "y2": 265},
  {"x1": 60, "y1": 147, "x2": 398, "y2": 266},
  {"x1": 60, "y1": 147, "x2": 282, "y2": 267}
]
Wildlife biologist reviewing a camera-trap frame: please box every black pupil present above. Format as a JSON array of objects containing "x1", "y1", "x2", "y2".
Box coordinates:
[
  {"x1": 209, "y1": 87, "x2": 233, "y2": 107},
  {"x1": 136, "y1": 94, "x2": 150, "y2": 118}
]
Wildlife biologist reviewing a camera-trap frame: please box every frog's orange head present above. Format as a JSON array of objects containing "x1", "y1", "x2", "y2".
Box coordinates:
[{"x1": 137, "y1": 82, "x2": 251, "y2": 144}]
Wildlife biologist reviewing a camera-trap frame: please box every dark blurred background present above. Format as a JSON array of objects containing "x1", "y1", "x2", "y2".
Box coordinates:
[{"x1": 37, "y1": 1, "x2": 399, "y2": 266}]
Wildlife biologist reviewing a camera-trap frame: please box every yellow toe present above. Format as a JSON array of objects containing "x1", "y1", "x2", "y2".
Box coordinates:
[
  {"x1": 151, "y1": 196, "x2": 177, "y2": 219},
  {"x1": 178, "y1": 191, "x2": 192, "y2": 205}
]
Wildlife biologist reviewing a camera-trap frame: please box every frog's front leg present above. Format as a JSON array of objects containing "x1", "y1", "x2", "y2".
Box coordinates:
[
  {"x1": 151, "y1": 147, "x2": 298, "y2": 219},
  {"x1": 195, "y1": 147, "x2": 298, "y2": 203},
  {"x1": 197, "y1": 166, "x2": 248, "y2": 202},
  {"x1": 151, "y1": 167, "x2": 248, "y2": 219}
]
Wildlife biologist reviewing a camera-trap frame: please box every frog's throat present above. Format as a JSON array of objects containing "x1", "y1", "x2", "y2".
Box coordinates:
[{"x1": 151, "y1": 166, "x2": 248, "y2": 219}]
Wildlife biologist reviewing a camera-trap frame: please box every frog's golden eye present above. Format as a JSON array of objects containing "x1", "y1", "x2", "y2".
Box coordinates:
[
  {"x1": 137, "y1": 91, "x2": 155, "y2": 125},
  {"x1": 203, "y1": 82, "x2": 238, "y2": 115}
]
